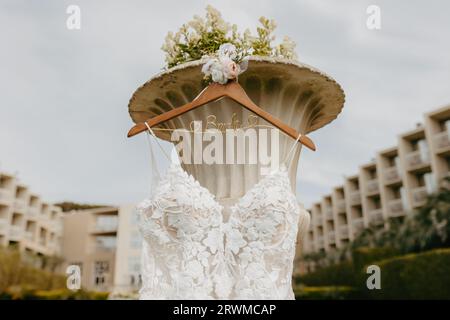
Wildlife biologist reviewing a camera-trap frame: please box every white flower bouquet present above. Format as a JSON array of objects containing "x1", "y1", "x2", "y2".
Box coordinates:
[{"x1": 161, "y1": 5, "x2": 298, "y2": 71}]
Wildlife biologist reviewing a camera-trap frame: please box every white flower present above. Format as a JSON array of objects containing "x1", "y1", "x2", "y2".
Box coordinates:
[
  {"x1": 202, "y1": 228, "x2": 223, "y2": 253},
  {"x1": 246, "y1": 226, "x2": 258, "y2": 241},
  {"x1": 185, "y1": 260, "x2": 204, "y2": 279},
  {"x1": 202, "y1": 58, "x2": 228, "y2": 84},
  {"x1": 201, "y1": 43, "x2": 249, "y2": 84},
  {"x1": 211, "y1": 65, "x2": 227, "y2": 84},
  {"x1": 218, "y1": 43, "x2": 237, "y2": 59},
  {"x1": 239, "y1": 247, "x2": 254, "y2": 267},
  {"x1": 201, "y1": 58, "x2": 215, "y2": 75},
  {"x1": 255, "y1": 218, "x2": 277, "y2": 235},
  {"x1": 238, "y1": 194, "x2": 254, "y2": 209},
  {"x1": 245, "y1": 262, "x2": 265, "y2": 279},
  {"x1": 151, "y1": 208, "x2": 163, "y2": 219},
  {"x1": 226, "y1": 227, "x2": 247, "y2": 254},
  {"x1": 197, "y1": 249, "x2": 211, "y2": 267},
  {"x1": 220, "y1": 57, "x2": 240, "y2": 80}
]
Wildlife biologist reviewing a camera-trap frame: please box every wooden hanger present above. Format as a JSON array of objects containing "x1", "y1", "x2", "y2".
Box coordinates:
[{"x1": 127, "y1": 80, "x2": 316, "y2": 151}]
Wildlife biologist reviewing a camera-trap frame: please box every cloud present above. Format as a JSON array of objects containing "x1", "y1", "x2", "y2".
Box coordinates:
[{"x1": 0, "y1": 0, "x2": 449, "y2": 208}]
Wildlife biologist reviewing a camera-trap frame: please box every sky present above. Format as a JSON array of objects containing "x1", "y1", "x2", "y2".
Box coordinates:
[{"x1": 0, "y1": 0, "x2": 449, "y2": 208}]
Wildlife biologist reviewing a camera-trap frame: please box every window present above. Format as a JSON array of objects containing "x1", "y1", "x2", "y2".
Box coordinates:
[
  {"x1": 95, "y1": 261, "x2": 109, "y2": 273},
  {"x1": 326, "y1": 221, "x2": 334, "y2": 231},
  {"x1": 424, "y1": 172, "x2": 436, "y2": 193},
  {"x1": 338, "y1": 213, "x2": 347, "y2": 225},
  {"x1": 95, "y1": 236, "x2": 116, "y2": 250},
  {"x1": 418, "y1": 139, "x2": 430, "y2": 162},
  {"x1": 95, "y1": 215, "x2": 118, "y2": 231},
  {"x1": 130, "y1": 274, "x2": 142, "y2": 286},
  {"x1": 94, "y1": 261, "x2": 109, "y2": 287}
]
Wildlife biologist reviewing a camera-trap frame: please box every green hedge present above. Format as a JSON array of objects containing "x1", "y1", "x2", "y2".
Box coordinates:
[
  {"x1": 297, "y1": 247, "x2": 450, "y2": 299},
  {"x1": 1, "y1": 287, "x2": 109, "y2": 300},
  {"x1": 294, "y1": 286, "x2": 357, "y2": 300},
  {"x1": 297, "y1": 247, "x2": 402, "y2": 288},
  {"x1": 352, "y1": 247, "x2": 400, "y2": 271},
  {"x1": 296, "y1": 261, "x2": 355, "y2": 287},
  {"x1": 362, "y1": 248, "x2": 450, "y2": 299}
]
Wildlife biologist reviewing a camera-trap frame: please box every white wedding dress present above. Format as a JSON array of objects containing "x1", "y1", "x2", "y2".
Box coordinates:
[{"x1": 137, "y1": 125, "x2": 310, "y2": 300}]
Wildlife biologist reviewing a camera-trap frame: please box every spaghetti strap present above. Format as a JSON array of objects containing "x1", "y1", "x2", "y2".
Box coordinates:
[
  {"x1": 283, "y1": 133, "x2": 302, "y2": 167},
  {"x1": 144, "y1": 122, "x2": 172, "y2": 162}
]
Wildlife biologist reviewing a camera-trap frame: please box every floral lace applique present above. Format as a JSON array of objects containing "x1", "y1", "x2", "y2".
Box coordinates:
[{"x1": 137, "y1": 164, "x2": 303, "y2": 300}]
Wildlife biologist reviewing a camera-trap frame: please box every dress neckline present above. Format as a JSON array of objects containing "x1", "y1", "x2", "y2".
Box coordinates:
[{"x1": 167, "y1": 161, "x2": 293, "y2": 211}]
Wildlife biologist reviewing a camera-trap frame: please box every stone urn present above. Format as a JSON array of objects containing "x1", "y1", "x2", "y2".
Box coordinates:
[{"x1": 128, "y1": 56, "x2": 345, "y2": 202}]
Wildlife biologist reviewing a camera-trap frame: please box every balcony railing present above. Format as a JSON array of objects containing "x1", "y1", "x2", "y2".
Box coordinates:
[
  {"x1": 366, "y1": 179, "x2": 380, "y2": 194},
  {"x1": 91, "y1": 224, "x2": 118, "y2": 234},
  {"x1": 328, "y1": 231, "x2": 336, "y2": 244},
  {"x1": 352, "y1": 218, "x2": 365, "y2": 234},
  {"x1": 325, "y1": 208, "x2": 333, "y2": 220},
  {"x1": 384, "y1": 167, "x2": 401, "y2": 184},
  {"x1": 52, "y1": 221, "x2": 63, "y2": 233},
  {"x1": 336, "y1": 199, "x2": 346, "y2": 213},
  {"x1": 388, "y1": 199, "x2": 404, "y2": 217},
  {"x1": 349, "y1": 191, "x2": 361, "y2": 205},
  {"x1": 314, "y1": 215, "x2": 323, "y2": 226},
  {"x1": 434, "y1": 131, "x2": 450, "y2": 152},
  {"x1": 27, "y1": 207, "x2": 39, "y2": 217},
  {"x1": 339, "y1": 225, "x2": 349, "y2": 239},
  {"x1": 14, "y1": 199, "x2": 27, "y2": 212},
  {"x1": 405, "y1": 150, "x2": 429, "y2": 170},
  {"x1": 0, "y1": 189, "x2": 13, "y2": 202},
  {"x1": 317, "y1": 236, "x2": 325, "y2": 248},
  {"x1": 90, "y1": 243, "x2": 116, "y2": 253},
  {"x1": 9, "y1": 225, "x2": 23, "y2": 239},
  {"x1": 0, "y1": 219, "x2": 7, "y2": 233},
  {"x1": 412, "y1": 186, "x2": 428, "y2": 207},
  {"x1": 47, "y1": 241, "x2": 60, "y2": 252},
  {"x1": 369, "y1": 209, "x2": 384, "y2": 225},
  {"x1": 24, "y1": 231, "x2": 34, "y2": 241}
]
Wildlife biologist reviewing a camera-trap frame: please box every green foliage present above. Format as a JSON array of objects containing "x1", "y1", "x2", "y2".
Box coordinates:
[
  {"x1": 362, "y1": 248, "x2": 450, "y2": 299},
  {"x1": 2, "y1": 287, "x2": 109, "y2": 300},
  {"x1": 351, "y1": 246, "x2": 400, "y2": 271},
  {"x1": 54, "y1": 201, "x2": 106, "y2": 212},
  {"x1": 0, "y1": 246, "x2": 108, "y2": 300},
  {"x1": 294, "y1": 286, "x2": 357, "y2": 300},
  {"x1": 296, "y1": 247, "x2": 400, "y2": 288},
  {"x1": 297, "y1": 248, "x2": 450, "y2": 299},
  {"x1": 251, "y1": 17, "x2": 276, "y2": 57},
  {"x1": 296, "y1": 261, "x2": 355, "y2": 287},
  {"x1": 0, "y1": 246, "x2": 66, "y2": 293},
  {"x1": 162, "y1": 5, "x2": 297, "y2": 68}
]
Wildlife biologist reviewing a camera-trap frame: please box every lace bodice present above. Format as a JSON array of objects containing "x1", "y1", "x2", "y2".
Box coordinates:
[{"x1": 137, "y1": 126, "x2": 309, "y2": 300}]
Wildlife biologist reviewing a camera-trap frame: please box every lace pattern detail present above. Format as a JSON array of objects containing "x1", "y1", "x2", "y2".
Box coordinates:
[{"x1": 137, "y1": 163, "x2": 303, "y2": 300}]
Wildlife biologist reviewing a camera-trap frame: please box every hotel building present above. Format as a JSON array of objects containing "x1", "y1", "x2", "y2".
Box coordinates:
[
  {"x1": 0, "y1": 171, "x2": 63, "y2": 257},
  {"x1": 61, "y1": 205, "x2": 142, "y2": 295},
  {"x1": 302, "y1": 104, "x2": 450, "y2": 262}
]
